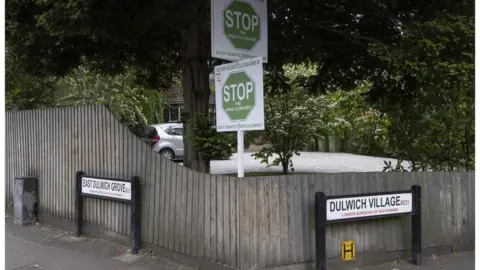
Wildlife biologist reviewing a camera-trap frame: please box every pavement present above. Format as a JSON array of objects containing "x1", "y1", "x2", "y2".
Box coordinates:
[
  {"x1": 5, "y1": 215, "x2": 474, "y2": 270},
  {"x1": 351, "y1": 251, "x2": 475, "y2": 270},
  {"x1": 5, "y1": 215, "x2": 195, "y2": 270}
]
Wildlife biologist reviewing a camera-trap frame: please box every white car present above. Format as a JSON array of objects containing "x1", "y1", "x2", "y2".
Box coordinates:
[{"x1": 143, "y1": 123, "x2": 184, "y2": 160}]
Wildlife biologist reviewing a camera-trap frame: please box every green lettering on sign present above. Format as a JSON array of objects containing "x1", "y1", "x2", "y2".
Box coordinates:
[
  {"x1": 223, "y1": 0, "x2": 260, "y2": 51},
  {"x1": 222, "y1": 71, "x2": 256, "y2": 121}
]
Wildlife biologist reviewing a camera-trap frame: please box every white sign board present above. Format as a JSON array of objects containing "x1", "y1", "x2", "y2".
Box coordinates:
[
  {"x1": 211, "y1": 0, "x2": 268, "y2": 63},
  {"x1": 326, "y1": 193, "x2": 413, "y2": 221},
  {"x1": 81, "y1": 177, "x2": 132, "y2": 201},
  {"x1": 214, "y1": 57, "x2": 264, "y2": 132}
]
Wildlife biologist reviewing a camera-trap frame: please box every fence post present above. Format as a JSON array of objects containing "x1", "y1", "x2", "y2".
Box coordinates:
[
  {"x1": 75, "y1": 171, "x2": 85, "y2": 237},
  {"x1": 411, "y1": 185, "x2": 422, "y2": 265},
  {"x1": 131, "y1": 176, "x2": 141, "y2": 254},
  {"x1": 315, "y1": 192, "x2": 327, "y2": 270}
]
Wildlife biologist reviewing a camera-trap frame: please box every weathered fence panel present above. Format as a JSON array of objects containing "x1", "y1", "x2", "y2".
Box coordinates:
[
  {"x1": 5, "y1": 105, "x2": 474, "y2": 270},
  {"x1": 5, "y1": 105, "x2": 238, "y2": 268},
  {"x1": 237, "y1": 172, "x2": 475, "y2": 269}
]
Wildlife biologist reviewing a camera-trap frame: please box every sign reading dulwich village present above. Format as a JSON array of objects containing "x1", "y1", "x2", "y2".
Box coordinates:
[{"x1": 326, "y1": 192, "x2": 413, "y2": 221}]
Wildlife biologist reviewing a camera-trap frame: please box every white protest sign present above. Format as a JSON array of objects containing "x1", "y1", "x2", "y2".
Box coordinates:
[
  {"x1": 214, "y1": 56, "x2": 264, "y2": 132},
  {"x1": 211, "y1": 0, "x2": 268, "y2": 63},
  {"x1": 326, "y1": 193, "x2": 413, "y2": 221}
]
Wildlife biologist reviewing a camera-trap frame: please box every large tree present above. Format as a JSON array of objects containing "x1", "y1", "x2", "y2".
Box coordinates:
[
  {"x1": 6, "y1": 0, "x2": 472, "y2": 172},
  {"x1": 368, "y1": 14, "x2": 475, "y2": 171}
]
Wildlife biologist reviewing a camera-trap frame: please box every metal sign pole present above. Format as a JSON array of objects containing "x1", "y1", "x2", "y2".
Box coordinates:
[{"x1": 237, "y1": 127, "x2": 244, "y2": 178}]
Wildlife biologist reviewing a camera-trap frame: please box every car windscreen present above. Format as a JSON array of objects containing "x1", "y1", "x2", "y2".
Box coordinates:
[{"x1": 161, "y1": 126, "x2": 183, "y2": 136}]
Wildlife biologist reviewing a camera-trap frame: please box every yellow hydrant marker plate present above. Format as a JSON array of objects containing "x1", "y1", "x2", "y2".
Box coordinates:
[{"x1": 341, "y1": 240, "x2": 355, "y2": 260}]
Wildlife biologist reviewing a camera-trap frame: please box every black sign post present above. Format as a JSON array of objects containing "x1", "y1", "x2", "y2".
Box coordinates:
[
  {"x1": 315, "y1": 185, "x2": 421, "y2": 270},
  {"x1": 75, "y1": 171, "x2": 142, "y2": 254}
]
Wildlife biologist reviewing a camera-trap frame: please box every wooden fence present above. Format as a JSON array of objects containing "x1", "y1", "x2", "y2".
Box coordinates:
[{"x1": 5, "y1": 105, "x2": 475, "y2": 270}]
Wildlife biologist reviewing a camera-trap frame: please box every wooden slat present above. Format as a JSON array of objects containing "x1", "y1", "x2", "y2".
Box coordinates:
[
  {"x1": 158, "y1": 157, "x2": 167, "y2": 246},
  {"x1": 216, "y1": 175, "x2": 224, "y2": 263},
  {"x1": 152, "y1": 155, "x2": 162, "y2": 246},
  {"x1": 308, "y1": 174, "x2": 316, "y2": 258},
  {"x1": 180, "y1": 166, "x2": 188, "y2": 253},
  {"x1": 300, "y1": 175, "x2": 311, "y2": 262},
  {"x1": 270, "y1": 177, "x2": 281, "y2": 265},
  {"x1": 230, "y1": 177, "x2": 238, "y2": 268},
  {"x1": 422, "y1": 173, "x2": 433, "y2": 245},
  {"x1": 210, "y1": 174, "x2": 218, "y2": 261},
  {"x1": 167, "y1": 159, "x2": 176, "y2": 250},
  {"x1": 278, "y1": 176, "x2": 289, "y2": 264},
  {"x1": 204, "y1": 172, "x2": 211, "y2": 259},
  {"x1": 197, "y1": 172, "x2": 205, "y2": 258},
  {"x1": 188, "y1": 168, "x2": 197, "y2": 256},
  {"x1": 223, "y1": 176, "x2": 231, "y2": 265},
  {"x1": 174, "y1": 164, "x2": 183, "y2": 252},
  {"x1": 258, "y1": 178, "x2": 267, "y2": 267},
  {"x1": 293, "y1": 177, "x2": 304, "y2": 262},
  {"x1": 162, "y1": 157, "x2": 172, "y2": 248},
  {"x1": 238, "y1": 177, "x2": 250, "y2": 269},
  {"x1": 5, "y1": 111, "x2": 11, "y2": 204}
]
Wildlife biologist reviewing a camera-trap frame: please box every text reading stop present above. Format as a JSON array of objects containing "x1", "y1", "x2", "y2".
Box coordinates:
[
  {"x1": 223, "y1": 82, "x2": 254, "y2": 102},
  {"x1": 225, "y1": 10, "x2": 259, "y2": 33}
]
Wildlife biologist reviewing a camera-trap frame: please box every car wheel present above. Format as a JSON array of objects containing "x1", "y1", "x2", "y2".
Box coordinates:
[{"x1": 160, "y1": 149, "x2": 175, "y2": 160}]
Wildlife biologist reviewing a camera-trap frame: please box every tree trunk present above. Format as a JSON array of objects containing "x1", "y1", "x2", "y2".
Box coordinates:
[
  {"x1": 324, "y1": 134, "x2": 330, "y2": 152},
  {"x1": 181, "y1": 14, "x2": 211, "y2": 173},
  {"x1": 281, "y1": 159, "x2": 289, "y2": 175}
]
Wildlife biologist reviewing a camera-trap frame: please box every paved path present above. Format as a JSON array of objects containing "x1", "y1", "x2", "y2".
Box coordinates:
[
  {"x1": 355, "y1": 251, "x2": 474, "y2": 270},
  {"x1": 210, "y1": 152, "x2": 409, "y2": 174},
  {"x1": 6, "y1": 216, "x2": 474, "y2": 270},
  {"x1": 5, "y1": 216, "x2": 193, "y2": 270}
]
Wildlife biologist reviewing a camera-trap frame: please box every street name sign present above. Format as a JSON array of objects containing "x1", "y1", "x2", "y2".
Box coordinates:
[
  {"x1": 214, "y1": 57, "x2": 265, "y2": 132},
  {"x1": 81, "y1": 176, "x2": 132, "y2": 201},
  {"x1": 326, "y1": 192, "x2": 413, "y2": 222},
  {"x1": 211, "y1": 0, "x2": 268, "y2": 63}
]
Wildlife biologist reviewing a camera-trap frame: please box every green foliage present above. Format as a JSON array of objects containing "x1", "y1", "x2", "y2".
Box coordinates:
[
  {"x1": 189, "y1": 114, "x2": 233, "y2": 161},
  {"x1": 253, "y1": 69, "x2": 326, "y2": 174},
  {"x1": 6, "y1": 0, "x2": 474, "y2": 172},
  {"x1": 55, "y1": 66, "x2": 167, "y2": 136},
  {"x1": 5, "y1": 47, "x2": 58, "y2": 110},
  {"x1": 7, "y1": 0, "x2": 472, "y2": 93},
  {"x1": 368, "y1": 15, "x2": 475, "y2": 171},
  {"x1": 350, "y1": 111, "x2": 391, "y2": 156},
  {"x1": 319, "y1": 84, "x2": 370, "y2": 137}
]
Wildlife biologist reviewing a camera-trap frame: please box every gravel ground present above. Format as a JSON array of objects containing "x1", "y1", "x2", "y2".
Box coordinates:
[{"x1": 210, "y1": 152, "x2": 409, "y2": 174}]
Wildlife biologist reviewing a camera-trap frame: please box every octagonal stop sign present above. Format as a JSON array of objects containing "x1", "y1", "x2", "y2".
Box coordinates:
[
  {"x1": 222, "y1": 71, "x2": 256, "y2": 121},
  {"x1": 223, "y1": 0, "x2": 260, "y2": 51}
]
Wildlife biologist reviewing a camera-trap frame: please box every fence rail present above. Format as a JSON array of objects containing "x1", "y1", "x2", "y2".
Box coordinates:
[{"x1": 5, "y1": 105, "x2": 475, "y2": 270}]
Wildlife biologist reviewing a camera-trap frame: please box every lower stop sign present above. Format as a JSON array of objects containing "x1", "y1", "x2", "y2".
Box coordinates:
[{"x1": 222, "y1": 71, "x2": 256, "y2": 121}]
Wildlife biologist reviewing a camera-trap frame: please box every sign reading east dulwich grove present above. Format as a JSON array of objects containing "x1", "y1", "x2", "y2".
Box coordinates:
[
  {"x1": 76, "y1": 172, "x2": 141, "y2": 254},
  {"x1": 81, "y1": 177, "x2": 132, "y2": 201},
  {"x1": 326, "y1": 192, "x2": 413, "y2": 221},
  {"x1": 211, "y1": 0, "x2": 268, "y2": 63},
  {"x1": 215, "y1": 56, "x2": 264, "y2": 132}
]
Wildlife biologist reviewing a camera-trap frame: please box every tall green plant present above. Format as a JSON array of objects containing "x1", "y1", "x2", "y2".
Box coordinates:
[
  {"x1": 368, "y1": 15, "x2": 475, "y2": 171},
  {"x1": 56, "y1": 67, "x2": 167, "y2": 136},
  {"x1": 188, "y1": 114, "x2": 234, "y2": 164},
  {"x1": 253, "y1": 85, "x2": 325, "y2": 174},
  {"x1": 6, "y1": 47, "x2": 57, "y2": 110}
]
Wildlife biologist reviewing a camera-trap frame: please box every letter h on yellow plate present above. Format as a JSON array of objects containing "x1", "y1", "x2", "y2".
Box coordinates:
[{"x1": 341, "y1": 240, "x2": 355, "y2": 261}]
